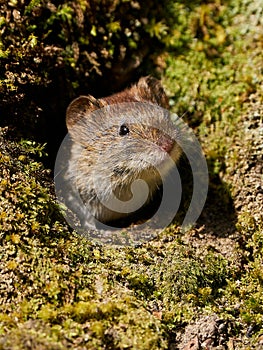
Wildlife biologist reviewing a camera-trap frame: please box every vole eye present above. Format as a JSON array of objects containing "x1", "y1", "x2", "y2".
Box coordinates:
[{"x1": 119, "y1": 124, "x2": 129, "y2": 136}]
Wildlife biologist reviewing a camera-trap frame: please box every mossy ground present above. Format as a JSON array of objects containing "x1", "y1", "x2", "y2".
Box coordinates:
[{"x1": 0, "y1": 0, "x2": 262, "y2": 349}]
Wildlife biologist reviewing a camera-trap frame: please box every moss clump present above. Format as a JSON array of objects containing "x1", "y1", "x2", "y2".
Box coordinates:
[
  {"x1": 163, "y1": 0, "x2": 263, "y2": 346},
  {"x1": 0, "y1": 129, "x2": 169, "y2": 349},
  {"x1": 0, "y1": 0, "x2": 263, "y2": 348},
  {"x1": 0, "y1": 0, "x2": 199, "y2": 147}
]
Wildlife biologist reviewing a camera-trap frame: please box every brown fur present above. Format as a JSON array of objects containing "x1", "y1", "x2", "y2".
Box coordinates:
[{"x1": 64, "y1": 76, "x2": 181, "y2": 228}]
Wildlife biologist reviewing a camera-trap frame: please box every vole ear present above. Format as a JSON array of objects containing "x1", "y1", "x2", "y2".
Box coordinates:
[
  {"x1": 136, "y1": 76, "x2": 169, "y2": 109},
  {"x1": 66, "y1": 95, "x2": 105, "y2": 131}
]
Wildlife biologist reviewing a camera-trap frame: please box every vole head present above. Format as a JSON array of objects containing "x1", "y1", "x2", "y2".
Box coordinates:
[{"x1": 66, "y1": 77, "x2": 181, "y2": 181}]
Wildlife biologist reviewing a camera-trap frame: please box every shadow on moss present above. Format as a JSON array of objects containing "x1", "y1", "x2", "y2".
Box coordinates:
[{"x1": 197, "y1": 156, "x2": 237, "y2": 237}]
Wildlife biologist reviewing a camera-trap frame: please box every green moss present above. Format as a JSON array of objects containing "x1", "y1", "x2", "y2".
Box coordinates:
[
  {"x1": 0, "y1": 0, "x2": 263, "y2": 348},
  {"x1": 162, "y1": 0, "x2": 263, "y2": 344}
]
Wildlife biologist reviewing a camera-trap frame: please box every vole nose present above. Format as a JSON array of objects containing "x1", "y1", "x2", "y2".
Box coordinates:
[{"x1": 157, "y1": 135, "x2": 175, "y2": 153}]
